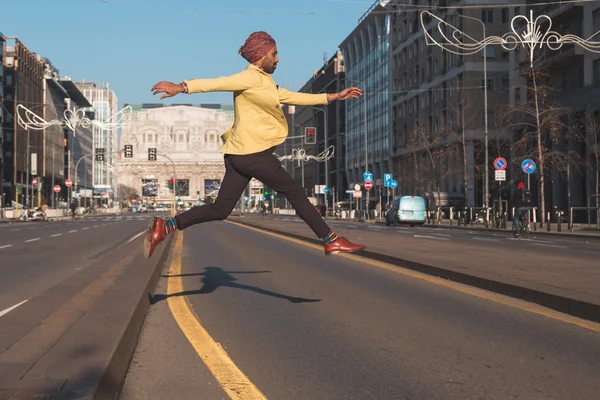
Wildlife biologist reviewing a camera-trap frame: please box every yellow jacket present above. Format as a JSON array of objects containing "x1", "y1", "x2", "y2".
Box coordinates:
[{"x1": 184, "y1": 64, "x2": 328, "y2": 155}]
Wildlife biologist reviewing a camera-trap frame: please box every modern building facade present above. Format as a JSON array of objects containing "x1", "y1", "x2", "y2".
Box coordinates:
[
  {"x1": 117, "y1": 104, "x2": 234, "y2": 208},
  {"x1": 75, "y1": 82, "x2": 119, "y2": 204},
  {"x1": 339, "y1": 0, "x2": 392, "y2": 210},
  {"x1": 280, "y1": 50, "x2": 348, "y2": 209},
  {"x1": 390, "y1": 1, "x2": 516, "y2": 208},
  {"x1": 509, "y1": 1, "x2": 600, "y2": 222},
  {"x1": 1, "y1": 37, "x2": 44, "y2": 208}
]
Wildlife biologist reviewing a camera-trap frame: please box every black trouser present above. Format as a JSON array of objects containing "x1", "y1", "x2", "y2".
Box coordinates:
[{"x1": 175, "y1": 149, "x2": 332, "y2": 238}]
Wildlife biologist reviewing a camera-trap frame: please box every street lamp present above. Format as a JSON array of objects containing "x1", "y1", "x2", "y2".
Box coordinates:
[
  {"x1": 447, "y1": 14, "x2": 489, "y2": 210},
  {"x1": 344, "y1": 77, "x2": 369, "y2": 218},
  {"x1": 313, "y1": 106, "x2": 329, "y2": 212}
]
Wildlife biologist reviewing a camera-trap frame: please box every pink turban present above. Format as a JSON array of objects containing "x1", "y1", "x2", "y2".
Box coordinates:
[{"x1": 239, "y1": 31, "x2": 276, "y2": 64}]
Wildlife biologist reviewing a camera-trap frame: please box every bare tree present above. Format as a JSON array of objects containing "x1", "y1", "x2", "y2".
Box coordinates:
[
  {"x1": 117, "y1": 184, "x2": 139, "y2": 203},
  {"x1": 505, "y1": 63, "x2": 571, "y2": 227}
]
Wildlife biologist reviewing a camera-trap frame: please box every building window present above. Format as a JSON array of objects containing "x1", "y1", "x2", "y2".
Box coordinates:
[
  {"x1": 501, "y1": 75, "x2": 510, "y2": 91},
  {"x1": 483, "y1": 47, "x2": 495, "y2": 58},
  {"x1": 502, "y1": 8, "x2": 509, "y2": 24},
  {"x1": 482, "y1": 110, "x2": 495, "y2": 128},
  {"x1": 482, "y1": 9, "x2": 494, "y2": 23},
  {"x1": 501, "y1": 50, "x2": 509, "y2": 60},
  {"x1": 594, "y1": 9, "x2": 600, "y2": 33},
  {"x1": 482, "y1": 77, "x2": 495, "y2": 91},
  {"x1": 5, "y1": 75, "x2": 12, "y2": 85}
]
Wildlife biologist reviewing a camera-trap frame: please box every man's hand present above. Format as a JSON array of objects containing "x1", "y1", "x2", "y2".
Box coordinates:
[
  {"x1": 151, "y1": 81, "x2": 185, "y2": 99},
  {"x1": 337, "y1": 87, "x2": 363, "y2": 101}
]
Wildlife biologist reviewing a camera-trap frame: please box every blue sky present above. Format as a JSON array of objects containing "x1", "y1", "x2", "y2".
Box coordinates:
[{"x1": 2, "y1": 0, "x2": 373, "y2": 108}]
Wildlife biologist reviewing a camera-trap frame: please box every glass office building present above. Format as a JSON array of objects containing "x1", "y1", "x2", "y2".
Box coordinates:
[{"x1": 340, "y1": 1, "x2": 392, "y2": 189}]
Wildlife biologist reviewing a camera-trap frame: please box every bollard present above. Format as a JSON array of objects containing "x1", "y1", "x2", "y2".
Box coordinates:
[
  {"x1": 557, "y1": 214, "x2": 562, "y2": 232},
  {"x1": 458, "y1": 211, "x2": 461, "y2": 226},
  {"x1": 547, "y1": 212, "x2": 551, "y2": 231},
  {"x1": 470, "y1": 208, "x2": 474, "y2": 227}
]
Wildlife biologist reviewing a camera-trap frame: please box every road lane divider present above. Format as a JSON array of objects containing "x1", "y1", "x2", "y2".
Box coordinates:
[
  {"x1": 227, "y1": 220, "x2": 600, "y2": 333},
  {"x1": 0, "y1": 299, "x2": 28, "y2": 318},
  {"x1": 126, "y1": 230, "x2": 147, "y2": 244},
  {"x1": 166, "y1": 233, "x2": 267, "y2": 400}
]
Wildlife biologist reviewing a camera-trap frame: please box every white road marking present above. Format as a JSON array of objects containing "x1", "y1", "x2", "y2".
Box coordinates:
[
  {"x1": 413, "y1": 235, "x2": 449, "y2": 241},
  {"x1": 68, "y1": 230, "x2": 78, "y2": 233},
  {"x1": 472, "y1": 237, "x2": 499, "y2": 242},
  {"x1": 0, "y1": 244, "x2": 13, "y2": 249},
  {"x1": 50, "y1": 233, "x2": 62, "y2": 237},
  {"x1": 25, "y1": 238, "x2": 40, "y2": 243},
  {"x1": 532, "y1": 243, "x2": 567, "y2": 249},
  {"x1": 83, "y1": 227, "x2": 90, "y2": 230},
  {"x1": 0, "y1": 299, "x2": 28, "y2": 318},
  {"x1": 93, "y1": 225, "x2": 99, "y2": 228},
  {"x1": 126, "y1": 230, "x2": 147, "y2": 244},
  {"x1": 9, "y1": 229, "x2": 20, "y2": 232}
]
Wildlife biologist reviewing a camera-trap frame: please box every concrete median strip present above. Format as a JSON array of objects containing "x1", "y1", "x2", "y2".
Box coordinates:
[
  {"x1": 227, "y1": 218, "x2": 600, "y2": 327},
  {"x1": 0, "y1": 229, "x2": 176, "y2": 399}
]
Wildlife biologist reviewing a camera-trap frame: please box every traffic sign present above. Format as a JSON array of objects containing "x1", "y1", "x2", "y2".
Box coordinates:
[
  {"x1": 323, "y1": 187, "x2": 329, "y2": 194},
  {"x1": 495, "y1": 170, "x2": 506, "y2": 181},
  {"x1": 363, "y1": 171, "x2": 373, "y2": 182},
  {"x1": 522, "y1": 159, "x2": 536, "y2": 174},
  {"x1": 53, "y1": 185, "x2": 61, "y2": 193},
  {"x1": 389, "y1": 180, "x2": 398, "y2": 189},
  {"x1": 353, "y1": 191, "x2": 363, "y2": 198},
  {"x1": 345, "y1": 190, "x2": 355, "y2": 194},
  {"x1": 383, "y1": 173, "x2": 393, "y2": 187},
  {"x1": 494, "y1": 157, "x2": 507, "y2": 170},
  {"x1": 65, "y1": 179, "x2": 73, "y2": 187},
  {"x1": 32, "y1": 178, "x2": 38, "y2": 186},
  {"x1": 364, "y1": 181, "x2": 373, "y2": 190},
  {"x1": 354, "y1": 184, "x2": 361, "y2": 191}
]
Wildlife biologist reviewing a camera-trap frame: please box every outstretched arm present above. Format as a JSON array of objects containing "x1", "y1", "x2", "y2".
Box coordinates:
[
  {"x1": 152, "y1": 70, "x2": 260, "y2": 100},
  {"x1": 278, "y1": 86, "x2": 363, "y2": 106}
]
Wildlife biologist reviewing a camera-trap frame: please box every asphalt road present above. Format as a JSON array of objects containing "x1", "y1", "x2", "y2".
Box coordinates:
[
  {"x1": 0, "y1": 214, "x2": 152, "y2": 316},
  {"x1": 121, "y1": 221, "x2": 600, "y2": 400}
]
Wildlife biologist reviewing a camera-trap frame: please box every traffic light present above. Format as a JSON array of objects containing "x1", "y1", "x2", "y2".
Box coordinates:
[
  {"x1": 523, "y1": 189, "x2": 531, "y2": 204},
  {"x1": 148, "y1": 148, "x2": 157, "y2": 161},
  {"x1": 124, "y1": 144, "x2": 133, "y2": 158},
  {"x1": 95, "y1": 148, "x2": 105, "y2": 162},
  {"x1": 304, "y1": 127, "x2": 316, "y2": 144}
]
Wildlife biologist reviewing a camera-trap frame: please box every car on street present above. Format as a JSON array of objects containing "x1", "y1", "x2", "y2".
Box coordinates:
[{"x1": 386, "y1": 195, "x2": 427, "y2": 227}]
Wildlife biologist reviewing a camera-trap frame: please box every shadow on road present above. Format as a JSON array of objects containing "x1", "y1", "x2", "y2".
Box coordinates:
[{"x1": 152, "y1": 266, "x2": 321, "y2": 304}]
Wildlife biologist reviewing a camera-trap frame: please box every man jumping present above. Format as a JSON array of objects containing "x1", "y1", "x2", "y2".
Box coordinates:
[{"x1": 145, "y1": 31, "x2": 365, "y2": 258}]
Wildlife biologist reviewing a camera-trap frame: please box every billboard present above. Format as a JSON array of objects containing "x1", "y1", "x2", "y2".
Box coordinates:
[
  {"x1": 204, "y1": 179, "x2": 221, "y2": 197},
  {"x1": 142, "y1": 179, "x2": 158, "y2": 197}
]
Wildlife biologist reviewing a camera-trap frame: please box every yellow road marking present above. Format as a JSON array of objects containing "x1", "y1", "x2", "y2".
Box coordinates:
[
  {"x1": 166, "y1": 232, "x2": 267, "y2": 400},
  {"x1": 227, "y1": 220, "x2": 600, "y2": 333}
]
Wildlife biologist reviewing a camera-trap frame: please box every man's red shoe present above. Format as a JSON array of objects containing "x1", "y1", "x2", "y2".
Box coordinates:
[
  {"x1": 324, "y1": 237, "x2": 366, "y2": 255},
  {"x1": 144, "y1": 216, "x2": 166, "y2": 259}
]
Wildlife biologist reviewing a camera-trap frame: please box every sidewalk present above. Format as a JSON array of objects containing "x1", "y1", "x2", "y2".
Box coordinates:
[
  {"x1": 264, "y1": 212, "x2": 600, "y2": 239},
  {"x1": 228, "y1": 215, "x2": 600, "y2": 324}
]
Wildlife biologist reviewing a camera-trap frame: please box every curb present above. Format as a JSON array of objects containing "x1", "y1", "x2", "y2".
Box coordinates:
[
  {"x1": 66, "y1": 233, "x2": 176, "y2": 400},
  {"x1": 231, "y1": 218, "x2": 600, "y2": 325},
  {"x1": 414, "y1": 222, "x2": 600, "y2": 240}
]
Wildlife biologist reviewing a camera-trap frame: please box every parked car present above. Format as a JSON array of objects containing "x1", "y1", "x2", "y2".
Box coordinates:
[{"x1": 386, "y1": 196, "x2": 427, "y2": 227}]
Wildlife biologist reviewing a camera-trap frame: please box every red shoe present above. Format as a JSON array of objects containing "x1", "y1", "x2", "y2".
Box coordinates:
[
  {"x1": 324, "y1": 237, "x2": 366, "y2": 255},
  {"x1": 143, "y1": 216, "x2": 166, "y2": 259}
]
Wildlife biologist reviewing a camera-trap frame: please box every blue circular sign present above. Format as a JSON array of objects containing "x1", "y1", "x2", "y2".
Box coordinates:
[
  {"x1": 522, "y1": 159, "x2": 536, "y2": 174},
  {"x1": 494, "y1": 157, "x2": 507, "y2": 170},
  {"x1": 324, "y1": 187, "x2": 329, "y2": 194},
  {"x1": 390, "y1": 180, "x2": 398, "y2": 189}
]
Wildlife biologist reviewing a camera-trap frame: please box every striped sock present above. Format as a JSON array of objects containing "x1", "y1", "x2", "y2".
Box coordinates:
[
  {"x1": 163, "y1": 217, "x2": 178, "y2": 235},
  {"x1": 322, "y1": 230, "x2": 340, "y2": 244}
]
